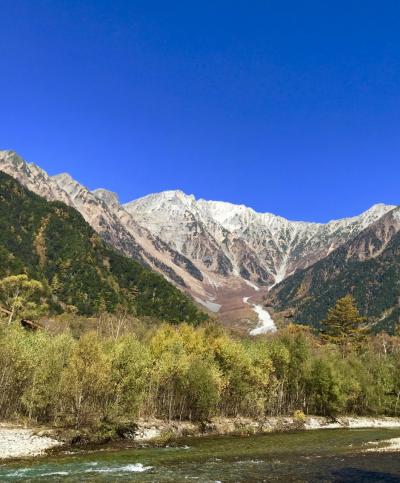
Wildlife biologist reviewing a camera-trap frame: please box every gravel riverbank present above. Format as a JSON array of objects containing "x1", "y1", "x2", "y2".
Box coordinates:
[{"x1": 0, "y1": 425, "x2": 61, "y2": 459}]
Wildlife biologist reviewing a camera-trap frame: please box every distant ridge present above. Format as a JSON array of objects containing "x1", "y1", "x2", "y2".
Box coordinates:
[{"x1": 267, "y1": 206, "x2": 400, "y2": 332}]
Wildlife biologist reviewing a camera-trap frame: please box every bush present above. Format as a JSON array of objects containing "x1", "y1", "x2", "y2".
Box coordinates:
[{"x1": 293, "y1": 410, "x2": 306, "y2": 424}]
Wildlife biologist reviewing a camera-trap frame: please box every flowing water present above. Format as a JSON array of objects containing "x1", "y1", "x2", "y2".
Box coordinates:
[{"x1": 2, "y1": 429, "x2": 400, "y2": 482}]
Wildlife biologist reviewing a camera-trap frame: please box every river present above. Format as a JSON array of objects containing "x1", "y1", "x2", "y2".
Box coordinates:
[{"x1": 2, "y1": 428, "x2": 400, "y2": 481}]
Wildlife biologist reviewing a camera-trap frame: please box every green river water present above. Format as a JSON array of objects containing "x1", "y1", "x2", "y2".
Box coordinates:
[{"x1": 1, "y1": 428, "x2": 400, "y2": 482}]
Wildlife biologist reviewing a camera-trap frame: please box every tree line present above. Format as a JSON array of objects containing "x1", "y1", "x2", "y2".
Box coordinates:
[{"x1": 1, "y1": 294, "x2": 400, "y2": 430}]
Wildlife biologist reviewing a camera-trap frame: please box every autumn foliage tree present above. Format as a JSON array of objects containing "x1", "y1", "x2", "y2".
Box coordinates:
[
  {"x1": 2, "y1": 320, "x2": 400, "y2": 427},
  {"x1": 0, "y1": 274, "x2": 46, "y2": 324}
]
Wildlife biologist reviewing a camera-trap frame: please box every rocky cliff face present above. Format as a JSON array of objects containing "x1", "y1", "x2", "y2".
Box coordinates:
[
  {"x1": 267, "y1": 207, "x2": 400, "y2": 332},
  {"x1": 0, "y1": 150, "x2": 396, "y2": 329},
  {"x1": 0, "y1": 151, "x2": 198, "y2": 291},
  {"x1": 125, "y1": 189, "x2": 394, "y2": 287}
]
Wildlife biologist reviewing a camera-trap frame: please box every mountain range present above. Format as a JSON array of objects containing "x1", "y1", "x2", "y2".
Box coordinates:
[
  {"x1": 0, "y1": 150, "x2": 398, "y2": 332},
  {"x1": 0, "y1": 169, "x2": 206, "y2": 324},
  {"x1": 267, "y1": 206, "x2": 400, "y2": 333}
]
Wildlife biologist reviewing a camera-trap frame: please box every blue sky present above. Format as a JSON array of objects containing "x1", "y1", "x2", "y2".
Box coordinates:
[{"x1": 1, "y1": 1, "x2": 399, "y2": 222}]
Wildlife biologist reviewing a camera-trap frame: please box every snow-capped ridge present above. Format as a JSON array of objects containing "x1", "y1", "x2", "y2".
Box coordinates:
[
  {"x1": 325, "y1": 203, "x2": 396, "y2": 226},
  {"x1": 127, "y1": 188, "x2": 395, "y2": 230},
  {"x1": 125, "y1": 188, "x2": 395, "y2": 287},
  {"x1": 124, "y1": 189, "x2": 196, "y2": 212}
]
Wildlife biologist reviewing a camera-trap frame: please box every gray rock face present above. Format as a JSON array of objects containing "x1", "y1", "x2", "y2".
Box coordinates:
[
  {"x1": 124, "y1": 189, "x2": 395, "y2": 287},
  {"x1": 0, "y1": 149, "x2": 396, "y2": 322},
  {"x1": 267, "y1": 206, "x2": 400, "y2": 330},
  {"x1": 92, "y1": 188, "x2": 120, "y2": 209},
  {"x1": 0, "y1": 151, "x2": 192, "y2": 288}
]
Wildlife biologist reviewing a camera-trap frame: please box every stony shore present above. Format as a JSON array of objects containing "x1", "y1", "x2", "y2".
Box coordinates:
[
  {"x1": 365, "y1": 437, "x2": 400, "y2": 452},
  {"x1": 3, "y1": 416, "x2": 400, "y2": 460},
  {"x1": 130, "y1": 415, "x2": 400, "y2": 442},
  {"x1": 0, "y1": 424, "x2": 61, "y2": 460}
]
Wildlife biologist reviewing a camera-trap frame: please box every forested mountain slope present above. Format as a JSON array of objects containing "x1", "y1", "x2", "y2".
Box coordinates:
[
  {"x1": 0, "y1": 150, "x2": 394, "y2": 326},
  {"x1": 0, "y1": 171, "x2": 206, "y2": 323},
  {"x1": 0, "y1": 150, "x2": 199, "y2": 290},
  {"x1": 267, "y1": 207, "x2": 400, "y2": 333}
]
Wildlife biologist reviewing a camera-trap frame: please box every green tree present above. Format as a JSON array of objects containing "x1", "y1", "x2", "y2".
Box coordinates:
[
  {"x1": 212, "y1": 335, "x2": 272, "y2": 417},
  {"x1": 0, "y1": 274, "x2": 45, "y2": 324},
  {"x1": 308, "y1": 357, "x2": 346, "y2": 416},
  {"x1": 321, "y1": 295, "x2": 367, "y2": 347},
  {"x1": 21, "y1": 332, "x2": 74, "y2": 422},
  {"x1": 110, "y1": 336, "x2": 151, "y2": 418},
  {"x1": 59, "y1": 332, "x2": 112, "y2": 428}
]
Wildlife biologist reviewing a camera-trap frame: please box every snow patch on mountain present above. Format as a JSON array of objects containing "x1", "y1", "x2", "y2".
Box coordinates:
[{"x1": 243, "y1": 297, "x2": 277, "y2": 334}]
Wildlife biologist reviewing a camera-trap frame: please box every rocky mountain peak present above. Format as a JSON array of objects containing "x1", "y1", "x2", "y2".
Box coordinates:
[
  {"x1": 0, "y1": 150, "x2": 34, "y2": 176},
  {"x1": 0, "y1": 149, "x2": 19, "y2": 162},
  {"x1": 124, "y1": 189, "x2": 196, "y2": 214},
  {"x1": 92, "y1": 188, "x2": 120, "y2": 208},
  {"x1": 124, "y1": 189, "x2": 396, "y2": 287},
  {"x1": 52, "y1": 172, "x2": 81, "y2": 192},
  {"x1": 0, "y1": 151, "x2": 73, "y2": 206}
]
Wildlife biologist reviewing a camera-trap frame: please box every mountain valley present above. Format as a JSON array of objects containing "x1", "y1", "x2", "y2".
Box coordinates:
[{"x1": 0, "y1": 150, "x2": 398, "y2": 332}]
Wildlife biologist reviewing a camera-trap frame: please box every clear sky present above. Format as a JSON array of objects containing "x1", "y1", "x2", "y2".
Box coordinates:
[{"x1": 1, "y1": 1, "x2": 399, "y2": 222}]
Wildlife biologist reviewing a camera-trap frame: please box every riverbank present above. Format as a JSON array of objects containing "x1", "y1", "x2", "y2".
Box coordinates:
[
  {"x1": 0, "y1": 424, "x2": 61, "y2": 460},
  {"x1": 3, "y1": 415, "x2": 400, "y2": 460},
  {"x1": 132, "y1": 415, "x2": 400, "y2": 443}
]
